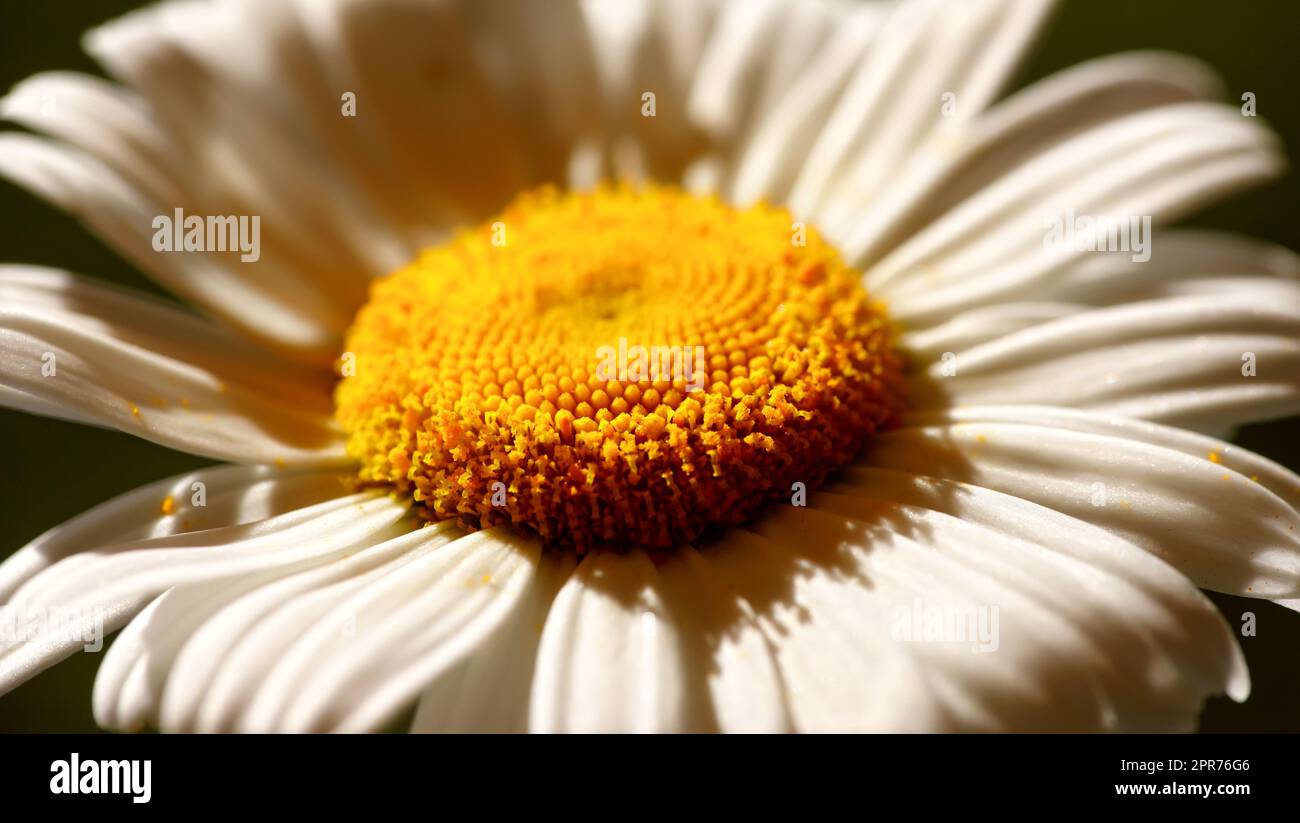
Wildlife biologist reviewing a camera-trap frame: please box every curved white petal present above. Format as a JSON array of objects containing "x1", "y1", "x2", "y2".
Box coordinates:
[
  {"x1": 789, "y1": 0, "x2": 1056, "y2": 228},
  {"x1": 727, "y1": 1, "x2": 891, "y2": 206},
  {"x1": 0, "y1": 266, "x2": 332, "y2": 403},
  {"x1": 95, "y1": 567, "x2": 301, "y2": 732},
  {"x1": 309, "y1": 0, "x2": 593, "y2": 215},
  {"x1": 686, "y1": 0, "x2": 843, "y2": 148},
  {"x1": 759, "y1": 472, "x2": 1247, "y2": 730},
  {"x1": 652, "y1": 546, "x2": 794, "y2": 732},
  {"x1": 0, "y1": 133, "x2": 345, "y2": 362},
  {"x1": 287, "y1": 530, "x2": 541, "y2": 733},
  {"x1": 1004, "y1": 229, "x2": 1300, "y2": 307},
  {"x1": 0, "y1": 462, "x2": 351, "y2": 602},
  {"x1": 910, "y1": 291, "x2": 1300, "y2": 432},
  {"x1": 220, "y1": 527, "x2": 540, "y2": 732},
  {"x1": 529, "y1": 549, "x2": 707, "y2": 732},
  {"x1": 707, "y1": 526, "x2": 943, "y2": 731},
  {"x1": 904, "y1": 404, "x2": 1300, "y2": 513},
  {"x1": 0, "y1": 384, "x2": 102, "y2": 427},
  {"x1": 167, "y1": 523, "x2": 459, "y2": 732},
  {"x1": 101, "y1": 521, "x2": 460, "y2": 732},
  {"x1": 897, "y1": 230, "x2": 1300, "y2": 357},
  {"x1": 865, "y1": 414, "x2": 1300, "y2": 598},
  {"x1": 0, "y1": 266, "x2": 346, "y2": 464},
  {"x1": 901, "y1": 300, "x2": 1084, "y2": 358},
  {"x1": 841, "y1": 51, "x2": 1223, "y2": 266},
  {"x1": 0, "y1": 493, "x2": 408, "y2": 697},
  {"x1": 580, "y1": 0, "x2": 723, "y2": 182},
  {"x1": 872, "y1": 105, "x2": 1284, "y2": 324},
  {"x1": 410, "y1": 549, "x2": 576, "y2": 733},
  {"x1": 424, "y1": 541, "x2": 796, "y2": 734}
]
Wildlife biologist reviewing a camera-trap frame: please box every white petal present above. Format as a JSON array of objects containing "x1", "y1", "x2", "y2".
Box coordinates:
[
  {"x1": 654, "y1": 546, "x2": 794, "y2": 732},
  {"x1": 872, "y1": 105, "x2": 1283, "y2": 324},
  {"x1": 706, "y1": 526, "x2": 939, "y2": 731},
  {"x1": 529, "y1": 549, "x2": 707, "y2": 732},
  {"x1": 865, "y1": 414, "x2": 1300, "y2": 598},
  {"x1": 0, "y1": 133, "x2": 345, "y2": 361},
  {"x1": 911, "y1": 291, "x2": 1300, "y2": 431},
  {"x1": 410, "y1": 550, "x2": 576, "y2": 733},
  {"x1": 86, "y1": 0, "x2": 604, "y2": 229},
  {"x1": 84, "y1": 0, "x2": 440, "y2": 306},
  {"x1": 0, "y1": 462, "x2": 351, "y2": 602},
  {"x1": 300, "y1": 529, "x2": 543, "y2": 733},
  {"x1": 168, "y1": 523, "x2": 461, "y2": 733},
  {"x1": 901, "y1": 301, "x2": 1084, "y2": 359},
  {"x1": 727, "y1": 2, "x2": 890, "y2": 206},
  {"x1": 0, "y1": 266, "x2": 332, "y2": 402},
  {"x1": 1004, "y1": 229, "x2": 1300, "y2": 307},
  {"x1": 899, "y1": 234, "x2": 1300, "y2": 358},
  {"x1": 0, "y1": 384, "x2": 102, "y2": 428},
  {"x1": 900, "y1": 235, "x2": 1300, "y2": 432},
  {"x1": 115, "y1": 522, "x2": 457, "y2": 732},
  {"x1": 581, "y1": 0, "x2": 723, "y2": 181},
  {"x1": 825, "y1": 471, "x2": 1246, "y2": 703},
  {"x1": 229, "y1": 527, "x2": 542, "y2": 732},
  {"x1": 0, "y1": 266, "x2": 346, "y2": 464},
  {"x1": 0, "y1": 493, "x2": 408, "y2": 697},
  {"x1": 905, "y1": 403, "x2": 1300, "y2": 513},
  {"x1": 95, "y1": 569, "x2": 296, "y2": 732},
  {"x1": 842, "y1": 51, "x2": 1223, "y2": 266},
  {"x1": 0, "y1": 71, "x2": 184, "y2": 203},
  {"x1": 305, "y1": 0, "x2": 554, "y2": 220},
  {"x1": 456, "y1": 0, "x2": 606, "y2": 179},
  {"x1": 420, "y1": 541, "x2": 793, "y2": 734},
  {"x1": 789, "y1": 0, "x2": 1055, "y2": 227},
  {"x1": 757, "y1": 475, "x2": 1246, "y2": 729},
  {"x1": 687, "y1": 0, "x2": 841, "y2": 147}
]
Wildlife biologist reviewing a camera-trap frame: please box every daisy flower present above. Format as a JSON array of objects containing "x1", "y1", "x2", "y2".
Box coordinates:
[{"x1": 1, "y1": 0, "x2": 1298, "y2": 733}]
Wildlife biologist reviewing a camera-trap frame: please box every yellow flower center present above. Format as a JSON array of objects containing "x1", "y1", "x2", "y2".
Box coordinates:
[{"x1": 335, "y1": 185, "x2": 904, "y2": 551}]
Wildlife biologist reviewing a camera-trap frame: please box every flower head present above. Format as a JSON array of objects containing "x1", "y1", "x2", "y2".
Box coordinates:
[{"x1": 0, "y1": 0, "x2": 1298, "y2": 734}]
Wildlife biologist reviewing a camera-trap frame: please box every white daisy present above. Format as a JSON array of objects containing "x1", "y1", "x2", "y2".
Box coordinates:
[{"x1": 1, "y1": 0, "x2": 1298, "y2": 733}]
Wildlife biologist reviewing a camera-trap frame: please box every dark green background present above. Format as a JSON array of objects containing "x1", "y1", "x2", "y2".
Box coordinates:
[{"x1": 1, "y1": 0, "x2": 1297, "y2": 732}]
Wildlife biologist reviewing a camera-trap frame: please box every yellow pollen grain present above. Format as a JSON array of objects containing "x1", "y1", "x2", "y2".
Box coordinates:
[{"x1": 335, "y1": 185, "x2": 905, "y2": 552}]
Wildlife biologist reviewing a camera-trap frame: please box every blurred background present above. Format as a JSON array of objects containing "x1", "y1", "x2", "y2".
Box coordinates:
[{"x1": 1, "y1": 0, "x2": 1297, "y2": 732}]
